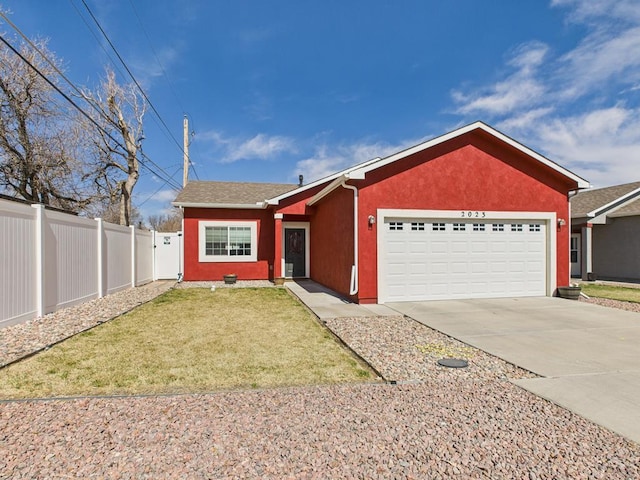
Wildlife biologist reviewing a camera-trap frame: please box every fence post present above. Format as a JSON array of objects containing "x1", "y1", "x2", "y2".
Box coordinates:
[
  {"x1": 130, "y1": 225, "x2": 136, "y2": 288},
  {"x1": 96, "y1": 218, "x2": 104, "y2": 298},
  {"x1": 151, "y1": 230, "x2": 157, "y2": 281},
  {"x1": 32, "y1": 204, "x2": 45, "y2": 317}
]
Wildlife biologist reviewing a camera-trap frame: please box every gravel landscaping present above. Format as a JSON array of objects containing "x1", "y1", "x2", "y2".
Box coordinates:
[
  {"x1": 1, "y1": 287, "x2": 639, "y2": 478},
  {"x1": 581, "y1": 296, "x2": 640, "y2": 313}
]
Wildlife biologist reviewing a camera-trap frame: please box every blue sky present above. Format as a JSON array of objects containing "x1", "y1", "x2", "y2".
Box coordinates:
[{"x1": 3, "y1": 0, "x2": 640, "y2": 219}]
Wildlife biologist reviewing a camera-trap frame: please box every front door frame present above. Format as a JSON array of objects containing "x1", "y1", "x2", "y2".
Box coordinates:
[{"x1": 282, "y1": 222, "x2": 310, "y2": 278}]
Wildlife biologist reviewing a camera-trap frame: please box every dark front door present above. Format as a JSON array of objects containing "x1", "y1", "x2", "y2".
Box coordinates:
[{"x1": 284, "y1": 228, "x2": 306, "y2": 277}]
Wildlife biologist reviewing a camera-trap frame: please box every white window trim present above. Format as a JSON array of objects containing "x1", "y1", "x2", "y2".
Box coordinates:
[{"x1": 198, "y1": 220, "x2": 258, "y2": 263}]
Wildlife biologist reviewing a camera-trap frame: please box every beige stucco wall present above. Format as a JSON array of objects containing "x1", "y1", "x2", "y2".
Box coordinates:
[{"x1": 593, "y1": 216, "x2": 640, "y2": 282}]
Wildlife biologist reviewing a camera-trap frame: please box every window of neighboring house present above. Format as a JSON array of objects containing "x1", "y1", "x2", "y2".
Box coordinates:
[{"x1": 198, "y1": 221, "x2": 257, "y2": 262}]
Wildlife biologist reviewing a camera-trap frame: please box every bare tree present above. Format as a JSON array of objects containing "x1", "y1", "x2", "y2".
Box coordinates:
[
  {"x1": 147, "y1": 208, "x2": 182, "y2": 231},
  {"x1": 81, "y1": 69, "x2": 145, "y2": 226},
  {"x1": 0, "y1": 35, "x2": 92, "y2": 210}
]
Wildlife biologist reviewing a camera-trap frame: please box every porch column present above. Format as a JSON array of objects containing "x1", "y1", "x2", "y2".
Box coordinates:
[
  {"x1": 581, "y1": 223, "x2": 592, "y2": 281},
  {"x1": 274, "y1": 213, "x2": 283, "y2": 279}
]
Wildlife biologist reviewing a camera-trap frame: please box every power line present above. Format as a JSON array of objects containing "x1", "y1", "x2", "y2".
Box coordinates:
[
  {"x1": 0, "y1": 12, "x2": 183, "y2": 190},
  {"x1": 80, "y1": 0, "x2": 188, "y2": 161},
  {"x1": 126, "y1": 0, "x2": 186, "y2": 114},
  {"x1": 138, "y1": 165, "x2": 183, "y2": 207},
  {"x1": 0, "y1": 32, "x2": 182, "y2": 191},
  {"x1": 67, "y1": 0, "x2": 129, "y2": 85},
  {"x1": 126, "y1": 4, "x2": 201, "y2": 183},
  {"x1": 0, "y1": 10, "x2": 118, "y2": 131}
]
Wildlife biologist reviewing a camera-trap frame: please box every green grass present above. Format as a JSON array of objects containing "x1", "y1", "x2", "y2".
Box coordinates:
[
  {"x1": 579, "y1": 283, "x2": 640, "y2": 303},
  {"x1": 0, "y1": 288, "x2": 374, "y2": 399}
]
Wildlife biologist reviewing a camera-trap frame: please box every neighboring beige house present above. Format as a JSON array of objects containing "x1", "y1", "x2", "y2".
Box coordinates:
[{"x1": 570, "y1": 181, "x2": 640, "y2": 282}]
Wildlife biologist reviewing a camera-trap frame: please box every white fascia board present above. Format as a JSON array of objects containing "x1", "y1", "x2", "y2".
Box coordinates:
[
  {"x1": 307, "y1": 175, "x2": 347, "y2": 206},
  {"x1": 306, "y1": 170, "x2": 367, "y2": 207},
  {"x1": 589, "y1": 213, "x2": 608, "y2": 224},
  {"x1": 172, "y1": 202, "x2": 267, "y2": 209},
  {"x1": 266, "y1": 157, "x2": 381, "y2": 205},
  {"x1": 351, "y1": 122, "x2": 590, "y2": 189},
  {"x1": 586, "y1": 186, "x2": 640, "y2": 218}
]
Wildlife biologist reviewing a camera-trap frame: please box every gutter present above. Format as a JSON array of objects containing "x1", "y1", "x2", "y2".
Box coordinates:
[{"x1": 341, "y1": 182, "x2": 359, "y2": 296}]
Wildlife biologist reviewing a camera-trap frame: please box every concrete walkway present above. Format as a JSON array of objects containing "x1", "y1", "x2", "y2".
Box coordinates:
[
  {"x1": 285, "y1": 280, "x2": 398, "y2": 320},
  {"x1": 388, "y1": 297, "x2": 640, "y2": 444}
]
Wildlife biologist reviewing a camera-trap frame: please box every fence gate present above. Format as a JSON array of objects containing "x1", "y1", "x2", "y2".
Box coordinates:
[{"x1": 154, "y1": 231, "x2": 183, "y2": 280}]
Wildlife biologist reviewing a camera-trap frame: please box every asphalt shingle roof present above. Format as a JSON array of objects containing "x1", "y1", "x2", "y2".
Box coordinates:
[
  {"x1": 608, "y1": 197, "x2": 640, "y2": 217},
  {"x1": 570, "y1": 181, "x2": 640, "y2": 218},
  {"x1": 173, "y1": 181, "x2": 298, "y2": 206}
]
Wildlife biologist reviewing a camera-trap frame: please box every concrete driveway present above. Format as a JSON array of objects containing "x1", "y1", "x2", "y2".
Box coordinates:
[{"x1": 388, "y1": 297, "x2": 640, "y2": 444}]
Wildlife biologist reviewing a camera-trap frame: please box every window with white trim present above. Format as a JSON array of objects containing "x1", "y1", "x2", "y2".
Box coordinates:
[
  {"x1": 492, "y1": 223, "x2": 504, "y2": 231},
  {"x1": 453, "y1": 223, "x2": 466, "y2": 231},
  {"x1": 198, "y1": 221, "x2": 257, "y2": 262},
  {"x1": 473, "y1": 223, "x2": 486, "y2": 231},
  {"x1": 432, "y1": 222, "x2": 445, "y2": 231},
  {"x1": 389, "y1": 222, "x2": 404, "y2": 231},
  {"x1": 411, "y1": 222, "x2": 425, "y2": 231},
  {"x1": 511, "y1": 224, "x2": 523, "y2": 232},
  {"x1": 529, "y1": 223, "x2": 541, "y2": 232}
]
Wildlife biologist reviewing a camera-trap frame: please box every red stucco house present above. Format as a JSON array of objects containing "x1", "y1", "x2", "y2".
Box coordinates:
[{"x1": 173, "y1": 122, "x2": 589, "y2": 304}]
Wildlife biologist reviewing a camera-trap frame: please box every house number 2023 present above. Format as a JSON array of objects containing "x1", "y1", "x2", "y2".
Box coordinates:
[{"x1": 461, "y1": 211, "x2": 486, "y2": 218}]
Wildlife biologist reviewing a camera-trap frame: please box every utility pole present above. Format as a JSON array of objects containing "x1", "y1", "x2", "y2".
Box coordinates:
[{"x1": 183, "y1": 115, "x2": 189, "y2": 187}]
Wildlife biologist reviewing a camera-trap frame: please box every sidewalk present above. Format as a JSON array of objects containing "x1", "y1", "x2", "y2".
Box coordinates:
[{"x1": 285, "y1": 280, "x2": 399, "y2": 320}]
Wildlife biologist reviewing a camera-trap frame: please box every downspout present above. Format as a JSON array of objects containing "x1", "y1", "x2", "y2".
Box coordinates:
[{"x1": 341, "y1": 182, "x2": 358, "y2": 296}]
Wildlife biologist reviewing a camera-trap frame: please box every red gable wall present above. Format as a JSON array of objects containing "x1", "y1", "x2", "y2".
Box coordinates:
[{"x1": 351, "y1": 131, "x2": 574, "y2": 303}]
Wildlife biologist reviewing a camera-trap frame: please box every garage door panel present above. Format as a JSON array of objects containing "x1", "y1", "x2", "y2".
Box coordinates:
[
  {"x1": 382, "y1": 216, "x2": 547, "y2": 302},
  {"x1": 471, "y1": 263, "x2": 488, "y2": 274},
  {"x1": 431, "y1": 262, "x2": 448, "y2": 274},
  {"x1": 409, "y1": 263, "x2": 427, "y2": 274},
  {"x1": 431, "y1": 241, "x2": 448, "y2": 254}
]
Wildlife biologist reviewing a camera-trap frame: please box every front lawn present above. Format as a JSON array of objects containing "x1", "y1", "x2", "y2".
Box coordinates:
[
  {"x1": 579, "y1": 283, "x2": 640, "y2": 303},
  {"x1": 0, "y1": 288, "x2": 374, "y2": 399}
]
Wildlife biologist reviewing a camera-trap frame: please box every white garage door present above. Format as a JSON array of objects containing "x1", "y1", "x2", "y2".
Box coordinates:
[{"x1": 381, "y1": 217, "x2": 547, "y2": 302}]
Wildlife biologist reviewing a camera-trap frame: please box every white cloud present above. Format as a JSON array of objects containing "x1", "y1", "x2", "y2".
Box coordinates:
[
  {"x1": 452, "y1": 42, "x2": 549, "y2": 115},
  {"x1": 295, "y1": 138, "x2": 424, "y2": 182},
  {"x1": 147, "y1": 189, "x2": 179, "y2": 202},
  {"x1": 507, "y1": 107, "x2": 640, "y2": 187},
  {"x1": 497, "y1": 107, "x2": 555, "y2": 131},
  {"x1": 200, "y1": 131, "x2": 297, "y2": 163},
  {"x1": 450, "y1": 1, "x2": 640, "y2": 188},
  {"x1": 551, "y1": 0, "x2": 640, "y2": 23}
]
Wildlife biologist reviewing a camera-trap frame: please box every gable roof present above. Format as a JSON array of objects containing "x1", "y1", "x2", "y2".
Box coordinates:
[
  {"x1": 608, "y1": 198, "x2": 640, "y2": 218},
  {"x1": 275, "y1": 121, "x2": 589, "y2": 206},
  {"x1": 570, "y1": 181, "x2": 640, "y2": 218},
  {"x1": 173, "y1": 181, "x2": 297, "y2": 208},
  {"x1": 173, "y1": 122, "x2": 589, "y2": 209}
]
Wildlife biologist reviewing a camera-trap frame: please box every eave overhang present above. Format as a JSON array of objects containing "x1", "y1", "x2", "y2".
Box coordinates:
[
  {"x1": 307, "y1": 171, "x2": 365, "y2": 207},
  {"x1": 172, "y1": 202, "x2": 267, "y2": 209},
  {"x1": 585, "y1": 186, "x2": 640, "y2": 218}
]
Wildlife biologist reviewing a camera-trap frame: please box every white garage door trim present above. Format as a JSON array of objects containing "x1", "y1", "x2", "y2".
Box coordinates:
[{"x1": 377, "y1": 209, "x2": 557, "y2": 303}]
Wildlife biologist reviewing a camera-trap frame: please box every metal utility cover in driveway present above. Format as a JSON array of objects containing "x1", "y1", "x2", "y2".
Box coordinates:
[{"x1": 388, "y1": 297, "x2": 640, "y2": 444}]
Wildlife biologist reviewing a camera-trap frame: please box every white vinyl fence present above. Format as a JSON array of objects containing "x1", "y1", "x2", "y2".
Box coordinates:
[{"x1": 0, "y1": 198, "x2": 169, "y2": 328}]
